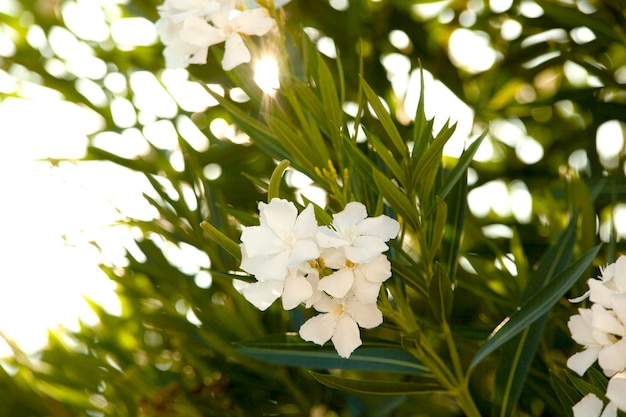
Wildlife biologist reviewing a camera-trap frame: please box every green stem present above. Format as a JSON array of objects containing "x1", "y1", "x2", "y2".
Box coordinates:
[{"x1": 456, "y1": 383, "x2": 482, "y2": 417}]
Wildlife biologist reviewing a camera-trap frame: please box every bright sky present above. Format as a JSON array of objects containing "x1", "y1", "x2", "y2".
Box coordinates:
[{"x1": 1, "y1": 0, "x2": 625, "y2": 358}]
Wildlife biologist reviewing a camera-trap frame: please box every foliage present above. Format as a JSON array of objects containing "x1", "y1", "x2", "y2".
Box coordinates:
[{"x1": 1, "y1": 0, "x2": 626, "y2": 416}]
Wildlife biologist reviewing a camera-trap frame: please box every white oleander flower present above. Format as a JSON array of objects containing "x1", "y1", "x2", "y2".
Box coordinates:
[
  {"x1": 179, "y1": 0, "x2": 275, "y2": 70},
  {"x1": 299, "y1": 292, "x2": 383, "y2": 358},
  {"x1": 317, "y1": 202, "x2": 399, "y2": 264},
  {"x1": 240, "y1": 199, "x2": 319, "y2": 281},
  {"x1": 568, "y1": 255, "x2": 626, "y2": 378},
  {"x1": 156, "y1": 0, "x2": 221, "y2": 68},
  {"x1": 567, "y1": 304, "x2": 626, "y2": 377}
]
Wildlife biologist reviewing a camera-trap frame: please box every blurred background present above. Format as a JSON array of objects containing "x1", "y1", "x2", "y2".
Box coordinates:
[{"x1": 1, "y1": 0, "x2": 625, "y2": 415}]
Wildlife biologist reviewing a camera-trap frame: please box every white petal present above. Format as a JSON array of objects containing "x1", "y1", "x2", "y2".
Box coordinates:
[
  {"x1": 293, "y1": 204, "x2": 319, "y2": 239},
  {"x1": 318, "y1": 268, "x2": 354, "y2": 299},
  {"x1": 573, "y1": 394, "x2": 604, "y2": 417},
  {"x1": 613, "y1": 256, "x2": 626, "y2": 293},
  {"x1": 345, "y1": 236, "x2": 388, "y2": 263},
  {"x1": 232, "y1": 8, "x2": 275, "y2": 36},
  {"x1": 601, "y1": 402, "x2": 618, "y2": 417},
  {"x1": 598, "y1": 339, "x2": 626, "y2": 377},
  {"x1": 331, "y1": 315, "x2": 362, "y2": 358},
  {"x1": 240, "y1": 226, "x2": 282, "y2": 258},
  {"x1": 589, "y1": 279, "x2": 616, "y2": 309},
  {"x1": 606, "y1": 372, "x2": 626, "y2": 412},
  {"x1": 611, "y1": 294, "x2": 626, "y2": 324},
  {"x1": 333, "y1": 202, "x2": 367, "y2": 233},
  {"x1": 311, "y1": 293, "x2": 338, "y2": 313},
  {"x1": 567, "y1": 347, "x2": 600, "y2": 376},
  {"x1": 181, "y1": 16, "x2": 225, "y2": 47},
  {"x1": 282, "y1": 272, "x2": 313, "y2": 310},
  {"x1": 591, "y1": 304, "x2": 624, "y2": 336},
  {"x1": 356, "y1": 215, "x2": 400, "y2": 241},
  {"x1": 299, "y1": 313, "x2": 336, "y2": 345},
  {"x1": 222, "y1": 33, "x2": 251, "y2": 70},
  {"x1": 568, "y1": 312, "x2": 594, "y2": 346},
  {"x1": 242, "y1": 280, "x2": 283, "y2": 311},
  {"x1": 240, "y1": 250, "x2": 289, "y2": 281},
  {"x1": 345, "y1": 299, "x2": 383, "y2": 329},
  {"x1": 358, "y1": 255, "x2": 392, "y2": 283},
  {"x1": 319, "y1": 247, "x2": 346, "y2": 269},
  {"x1": 287, "y1": 239, "x2": 319, "y2": 267},
  {"x1": 317, "y1": 227, "x2": 348, "y2": 248},
  {"x1": 352, "y1": 270, "x2": 382, "y2": 304},
  {"x1": 259, "y1": 199, "x2": 297, "y2": 238}
]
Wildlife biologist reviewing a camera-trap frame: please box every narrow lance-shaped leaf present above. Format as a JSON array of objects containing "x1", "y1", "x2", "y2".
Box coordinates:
[
  {"x1": 550, "y1": 371, "x2": 578, "y2": 417},
  {"x1": 437, "y1": 129, "x2": 487, "y2": 202},
  {"x1": 309, "y1": 371, "x2": 442, "y2": 395},
  {"x1": 469, "y1": 243, "x2": 601, "y2": 371},
  {"x1": 428, "y1": 262, "x2": 453, "y2": 323},
  {"x1": 491, "y1": 217, "x2": 578, "y2": 417},
  {"x1": 360, "y1": 77, "x2": 408, "y2": 159},
  {"x1": 235, "y1": 333, "x2": 429, "y2": 374}
]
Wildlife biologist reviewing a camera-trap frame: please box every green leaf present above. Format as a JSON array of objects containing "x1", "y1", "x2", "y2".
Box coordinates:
[
  {"x1": 360, "y1": 78, "x2": 408, "y2": 159},
  {"x1": 309, "y1": 371, "x2": 442, "y2": 395},
  {"x1": 200, "y1": 220, "x2": 242, "y2": 263},
  {"x1": 413, "y1": 121, "x2": 455, "y2": 203},
  {"x1": 366, "y1": 129, "x2": 407, "y2": 187},
  {"x1": 441, "y1": 170, "x2": 467, "y2": 285},
  {"x1": 565, "y1": 369, "x2": 606, "y2": 399},
  {"x1": 268, "y1": 160, "x2": 290, "y2": 202},
  {"x1": 235, "y1": 333, "x2": 429, "y2": 374},
  {"x1": 428, "y1": 262, "x2": 453, "y2": 323},
  {"x1": 469, "y1": 244, "x2": 601, "y2": 371},
  {"x1": 490, "y1": 218, "x2": 578, "y2": 417},
  {"x1": 550, "y1": 371, "x2": 578, "y2": 417},
  {"x1": 437, "y1": 130, "x2": 487, "y2": 202},
  {"x1": 317, "y1": 56, "x2": 343, "y2": 144},
  {"x1": 373, "y1": 170, "x2": 420, "y2": 230}
]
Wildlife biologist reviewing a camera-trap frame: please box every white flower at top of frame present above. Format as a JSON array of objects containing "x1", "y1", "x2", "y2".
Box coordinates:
[
  {"x1": 572, "y1": 393, "x2": 617, "y2": 417},
  {"x1": 240, "y1": 199, "x2": 320, "y2": 281},
  {"x1": 317, "y1": 202, "x2": 400, "y2": 264},
  {"x1": 158, "y1": 0, "x2": 220, "y2": 24},
  {"x1": 237, "y1": 0, "x2": 291, "y2": 9},
  {"x1": 567, "y1": 304, "x2": 626, "y2": 377},
  {"x1": 299, "y1": 292, "x2": 383, "y2": 358},
  {"x1": 180, "y1": 0, "x2": 276, "y2": 70},
  {"x1": 317, "y1": 253, "x2": 392, "y2": 303},
  {"x1": 242, "y1": 264, "x2": 315, "y2": 311}
]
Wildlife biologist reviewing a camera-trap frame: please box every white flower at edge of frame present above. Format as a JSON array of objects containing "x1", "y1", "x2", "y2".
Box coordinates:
[
  {"x1": 180, "y1": 1, "x2": 276, "y2": 70},
  {"x1": 240, "y1": 199, "x2": 319, "y2": 281},
  {"x1": 572, "y1": 393, "x2": 617, "y2": 417},
  {"x1": 606, "y1": 372, "x2": 626, "y2": 412},
  {"x1": 299, "y1": 293, "x2": 383, "y2": 358},
  {"x1": 317, "y1": 201, "x2": 400, "y2": 264},
  {"x1": 570, "y1": 255, "x2": 626, "y2": 303},
  {"x1": 567, "y1": 304, "x2": 626, "y2": 377}
]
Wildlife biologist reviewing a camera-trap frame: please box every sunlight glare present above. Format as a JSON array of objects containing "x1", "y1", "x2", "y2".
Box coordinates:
[{"x1": 254, "y1": 58, "x2": 280, "y2": 93}]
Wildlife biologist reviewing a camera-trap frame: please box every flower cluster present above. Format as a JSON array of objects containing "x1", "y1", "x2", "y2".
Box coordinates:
[
  {"x1": 156, "y1": 0, "x2": 288, "y2": 70},
  {"x1": 568, "y1": 255, "x2": 626, "y2": 417},
  {"x1": 239, "y1": 198, "x2": 400, "y2": 358}
]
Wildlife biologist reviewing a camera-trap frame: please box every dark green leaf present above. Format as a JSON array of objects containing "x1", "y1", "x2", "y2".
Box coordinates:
[
  {"x1": 235, "y1": 333, "x2": 429, "y2": 374},
  {"x1": 309, "y1": 371, "x2": 442, "y2": 395},
  {"x1": 469, "y1": 244, "x2": 601, "y2": 371}
]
